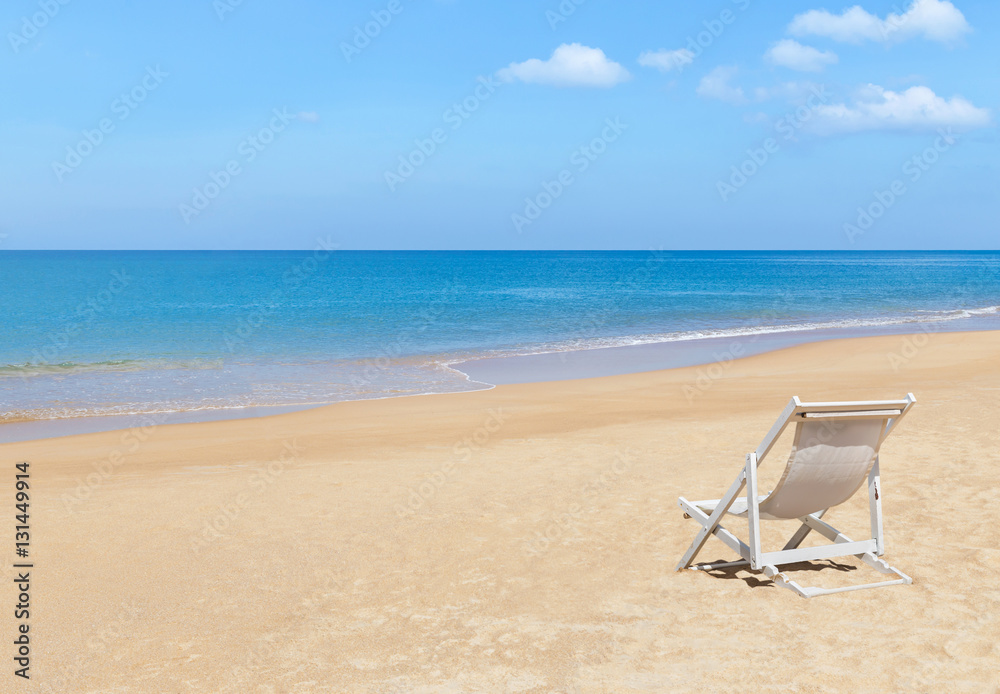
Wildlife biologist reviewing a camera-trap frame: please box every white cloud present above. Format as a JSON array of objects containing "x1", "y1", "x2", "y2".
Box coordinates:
[
  {"x1": 788, "y1": 0, "x2": 971, "y2": 45},
  {"x1": 496, "y1": 43, "x2": 631, "y2": 88},
  {"x1": 807, "y1": 84, "x2": 990, "y2": 134},
  {"x1": 297, "y1": 111, "x2": 320, "y2": 123},
  {"x1": 696, "y1": 66, "x2": 746, "y2": 104},
  {"x1": 637, "y1": 48, "x2": 695, "y2": 73},
  {"x1": 765, "y1": 39, "x2": 838, "y2": 72}
]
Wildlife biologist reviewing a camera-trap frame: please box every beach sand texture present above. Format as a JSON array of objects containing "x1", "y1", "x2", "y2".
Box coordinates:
[{"x1": 3, "y1": 332, "x2": 999, "y2": 693}]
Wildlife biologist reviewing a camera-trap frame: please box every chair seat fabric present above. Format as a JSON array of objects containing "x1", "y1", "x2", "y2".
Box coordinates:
[{"x1": 757, "y1": 419, "x2": 883, "y2": 520}]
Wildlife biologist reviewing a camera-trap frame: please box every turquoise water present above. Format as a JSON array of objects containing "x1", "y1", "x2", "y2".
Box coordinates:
[{"x1": 1, "y1": 251, "x2": 998, "y2": 423}]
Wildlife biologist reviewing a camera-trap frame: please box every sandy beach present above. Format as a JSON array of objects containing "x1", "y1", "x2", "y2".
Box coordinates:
[{"x1": 4, "y1": 331, "x2": 999, "y2": 693}]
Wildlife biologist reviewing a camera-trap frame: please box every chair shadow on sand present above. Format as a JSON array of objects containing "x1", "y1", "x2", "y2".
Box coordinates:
[{"x1": 698, "y1": 558, "x2": 858, "y2": 590}]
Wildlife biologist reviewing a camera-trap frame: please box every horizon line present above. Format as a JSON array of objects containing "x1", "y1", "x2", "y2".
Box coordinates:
[{"x1": 1, "y1": 249, "x2": 999, "y2": 253}]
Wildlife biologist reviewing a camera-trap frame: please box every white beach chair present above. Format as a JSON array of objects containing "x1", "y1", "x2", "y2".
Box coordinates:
[{"x1": 676, "y1": 394, "x2": 916, "y2": 598}]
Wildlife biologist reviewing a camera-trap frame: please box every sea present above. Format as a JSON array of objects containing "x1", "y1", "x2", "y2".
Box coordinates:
[{"x1": 2, "y1": 251, "x2": 998, "y2": 442}]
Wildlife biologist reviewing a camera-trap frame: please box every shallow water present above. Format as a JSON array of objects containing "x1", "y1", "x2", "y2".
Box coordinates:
[{"x1": 2, "y1": 250, "x2": 998, "y2": 440}]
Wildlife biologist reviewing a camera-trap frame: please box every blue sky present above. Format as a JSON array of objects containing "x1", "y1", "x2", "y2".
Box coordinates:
[{"x1": 1, "y1": 0, "x2": 997, "y2": 250}]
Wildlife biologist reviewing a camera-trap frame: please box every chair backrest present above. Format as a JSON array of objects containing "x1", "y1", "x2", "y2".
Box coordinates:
[{"x1": 754, "y1": 395, "x2": 916, "y2": 521}]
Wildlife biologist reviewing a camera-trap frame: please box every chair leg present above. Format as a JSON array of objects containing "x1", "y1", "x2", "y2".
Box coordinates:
[
  {"x1": 765, "y1": 514, "x2": 912, "y2": 597},
  {"x1": 763, "y1": 565, "x2": 813, "y2": 598},
  {"x1": 782, "y1": 509, "x2": 828, "y2": 551},
  {"x1": 860, "y1": 552, "x2": 912, "y2": 582},
  {"x1": 745, "y1": 453, "x2": 762, "y2": 570},
  {"x1": 868, "y1": 457, "x2": 885, "y2": 555},
  {"x1": 675, "y1": 464, "x2": 749, "y2": 571},
  {"x1": 764, "y1": 561, "x2": 911, "y2": 598}
]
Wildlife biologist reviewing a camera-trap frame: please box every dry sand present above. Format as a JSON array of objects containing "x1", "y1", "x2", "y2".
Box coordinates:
[{"x1": 2, "y1": 332, "x2": 999, "y2": 693}]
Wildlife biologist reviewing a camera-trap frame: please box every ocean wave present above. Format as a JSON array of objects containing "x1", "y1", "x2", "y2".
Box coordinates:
[
  {"x1": 4, "y1": 305, "x2": 998, "y2": 381},
  {"x1": 0, "y1": 367, "x2": 484, "y2": 424},
  {"x1": 0, "y1": 357, "x2": 225, "y2": 380},
  {"x1": 0, "y1": 401, "x2": 328, "y2": 425},
  {"x1": 442, "y1": 304, "x2": 1000, "y2": 363}
]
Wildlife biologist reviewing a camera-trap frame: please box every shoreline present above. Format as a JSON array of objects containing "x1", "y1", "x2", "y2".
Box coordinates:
[
  {"x1": 3, "y1": 315, "x2": 999, "y2": 444},
  {"x1": 4, "y1": 330, "x2": 999, "y2": 690},
  {"x1": 4, "y1": 316, "x2": 1000, "y2": 444},
  {"x1": 450, "y1": 317, "x2": 1000, "y2": 385}
]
